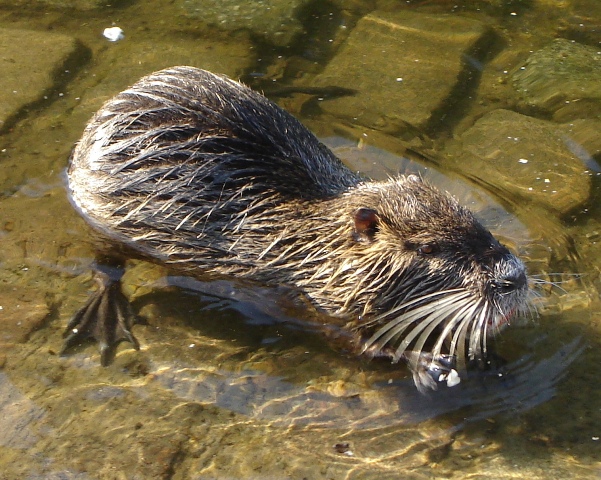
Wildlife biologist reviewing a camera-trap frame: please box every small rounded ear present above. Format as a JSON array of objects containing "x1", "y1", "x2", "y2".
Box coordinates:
[{"x1": 353, "y1": 208, "x2": 379, "y2": 242}]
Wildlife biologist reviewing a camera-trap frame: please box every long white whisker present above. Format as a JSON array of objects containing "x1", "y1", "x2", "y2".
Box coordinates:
[
  {"x1": 361, "y1": 288, "x2": 465, "y2": 329},
  {"x1": 411, "y1": 295, "x2": 474, "y2": 362},
  {"x1": 469, "y1": 300, "x2": 489, "y2": 359},
  {"x1": 391, "y1": 294, "x2": 473, "y2": 362},
  {"x1": 362, "y1": 290, "x2": 469, "y2": 353},
  {"x1": 451, "y1": 311, "x2": 473, "y2": 371},
  {"x1": 436, "y1": 300, "x2": 480, "y2": 359}
]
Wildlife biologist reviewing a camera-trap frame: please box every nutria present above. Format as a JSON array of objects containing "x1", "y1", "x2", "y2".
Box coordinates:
[{"x1": 64, "y1": 66, "x2": 529, "y2": 391}]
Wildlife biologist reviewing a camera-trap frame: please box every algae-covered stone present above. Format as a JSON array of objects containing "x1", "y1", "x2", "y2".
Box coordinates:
[
  {"x1": 72, "y1": 36, "x2": 255, "y2": 127},
  {"x1": 512, "y1": 39, "x2": 601, "y2": 121},
  {"x1": 315, "y1": 11, "x2": 489, "y2": 136},
  {"x1": 180, "y1": 0, "x2": 311, "y2": 47},
  {"x1": 0, "y1": 287, "x2": 50, "y2": 345},
  {"x1": 0, "y1": 28, "x2": 80, "y2": 132},
  {"x1": 459, "y1": 109, "x2": 590, "y2": 214}
]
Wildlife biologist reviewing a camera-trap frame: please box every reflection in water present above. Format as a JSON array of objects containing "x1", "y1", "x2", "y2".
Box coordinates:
[
  {"x1": 152, "y1": 338, "x2": 584, "y2": 428},
  {"x1": 146, "y1": 275, "x2": 584, "y2": 430}
]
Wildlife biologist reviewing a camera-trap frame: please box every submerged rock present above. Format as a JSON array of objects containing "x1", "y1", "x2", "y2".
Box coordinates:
[
  {"x1": 459, "y1": 109, "x2": 591, "y2": 214},
  {"x1": 314, "y1": 10, "x2": 491, "y2": 137},
  {"x1": 0, "y1": 287, "x2": 50, "y2": 346},
  {"x1": 512, "y1": 38, "x2": 601, "y2": 121},
  {"x1": 71, "y1": 36, "x2": 255, "y2": 127},
  {"x1": 180, "y1": 0, "x2": 312, "y2": 47},
  {"x1": 0, "y1": 28, "x2": 80, "y2": 133}
]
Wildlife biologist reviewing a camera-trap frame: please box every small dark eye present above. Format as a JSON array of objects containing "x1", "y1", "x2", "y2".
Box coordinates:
[{"x1": 418, "y1": 244, "x2": 436, "y2": 255}]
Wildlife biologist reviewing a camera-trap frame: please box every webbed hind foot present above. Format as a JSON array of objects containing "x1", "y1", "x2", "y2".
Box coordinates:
[{"x1": 61, "y1": 264, "x2": 140, "y2": 365}]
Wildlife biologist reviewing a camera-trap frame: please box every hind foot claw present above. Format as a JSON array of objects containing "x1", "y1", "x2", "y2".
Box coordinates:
[{"x1": 61, "y1": 267, "x2": 139, "y2": 365}]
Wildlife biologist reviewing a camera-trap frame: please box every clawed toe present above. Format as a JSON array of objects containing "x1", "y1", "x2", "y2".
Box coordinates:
[
  {"x1": 62, "y1": 270, "x2": 140, "y2": 365},
  {"x1": 404, "y1": 352, "x2": 460, "y2": 393}
]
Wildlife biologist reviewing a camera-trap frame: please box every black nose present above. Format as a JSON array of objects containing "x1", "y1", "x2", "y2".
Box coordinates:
[
  {"x1": 495, "y1": 274, "x2": 526, "y2": 293},
  {"x1": 494, "y1": 270, "x2": 527, "y2": 293}
]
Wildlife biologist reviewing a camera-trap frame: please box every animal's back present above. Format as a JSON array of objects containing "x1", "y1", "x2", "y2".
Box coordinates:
[{"x1": 67, "y1": 67, "x2": 360, "y2": 267}]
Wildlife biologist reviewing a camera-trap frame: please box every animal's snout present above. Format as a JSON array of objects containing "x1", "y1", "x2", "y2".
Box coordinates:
[{"x1": 493, "y1": 256, "x2": 528, "y2": 293}]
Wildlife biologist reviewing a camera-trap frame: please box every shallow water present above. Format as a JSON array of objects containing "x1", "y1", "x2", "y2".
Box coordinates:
[{"x1": 0, "y1": 0, "x2": 600, "y2": 478}]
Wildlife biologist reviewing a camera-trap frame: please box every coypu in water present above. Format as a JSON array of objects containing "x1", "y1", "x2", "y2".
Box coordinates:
[{"x1": 65, "y1": 66, "x2": 529, "y2": 391}]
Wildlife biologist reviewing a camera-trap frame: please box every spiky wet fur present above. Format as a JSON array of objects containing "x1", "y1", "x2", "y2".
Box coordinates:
[{"x1": 68, "y1": 67, "x2": 529, "y2": 390}]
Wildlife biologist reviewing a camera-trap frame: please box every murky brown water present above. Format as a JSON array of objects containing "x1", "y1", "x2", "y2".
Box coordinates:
[{"x1": 0, "y1": 0, "x2": 600, "y2": 478}]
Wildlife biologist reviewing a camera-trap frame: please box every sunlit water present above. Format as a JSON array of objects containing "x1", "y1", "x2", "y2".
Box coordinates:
[{"x1": 0, "y1": 1, "x2": 600, "y2": 478}]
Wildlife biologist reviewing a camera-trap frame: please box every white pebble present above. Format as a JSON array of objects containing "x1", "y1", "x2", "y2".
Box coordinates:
[{"x1": 103, "y1": 26, "x2": 124, "y2": 42}]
